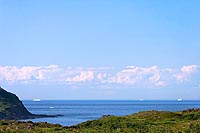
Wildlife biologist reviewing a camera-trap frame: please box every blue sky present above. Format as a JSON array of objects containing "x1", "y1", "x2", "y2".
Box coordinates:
[{"x1": 0, "y1": 0, "x2": 200, "y2": 100}]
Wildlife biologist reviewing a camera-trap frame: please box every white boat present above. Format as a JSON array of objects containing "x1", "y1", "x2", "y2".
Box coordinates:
[
  {"x1": 177, "y1": 98, "x2": 182, "y2": 101},
  {"x1": 33, "y1": 99, "x2": 41, "y2": 102},
  {"x1": 49, "y1": 107, "x2": 54, "y2": 109},
  {"x1": 139, "y1": 99, "x2": 144, "y2": 101}
]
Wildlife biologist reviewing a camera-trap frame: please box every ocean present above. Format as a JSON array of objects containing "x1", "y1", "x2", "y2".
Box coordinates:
[{"x1": 22, "y1": 100, "x2": 200, "y2": 126}]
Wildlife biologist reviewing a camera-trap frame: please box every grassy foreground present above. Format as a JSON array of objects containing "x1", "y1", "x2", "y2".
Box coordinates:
[{"x1": 1, "y1": 108, "x2": 200, "y2": 133}]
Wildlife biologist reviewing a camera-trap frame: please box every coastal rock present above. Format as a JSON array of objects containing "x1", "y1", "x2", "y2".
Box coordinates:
[{"x1": 0, "y1": 86, "x2": 61, "y2": 120}]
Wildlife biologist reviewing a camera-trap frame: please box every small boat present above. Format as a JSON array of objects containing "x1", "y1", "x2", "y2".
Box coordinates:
[
  {"x1": 33, "y1": 99, "x2": 41, "y2": 102},
  {"x1": 49, "y1": 107, "x2": 54, "y2": 109},
  {"x1": 177, "y1": 98, "x2": 182, "y2": 101},
  {"x1": 139, "y1": 99, "x2": 144, "y2": 101}
]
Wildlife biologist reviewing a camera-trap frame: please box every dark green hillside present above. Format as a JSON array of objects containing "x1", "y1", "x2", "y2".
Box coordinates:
[
  {"x1": 0, "y1": 86, "x2": 32, "y2": 119},
  {"x1": 0, "y1": 87, "x2": 60, "y2": 120}
]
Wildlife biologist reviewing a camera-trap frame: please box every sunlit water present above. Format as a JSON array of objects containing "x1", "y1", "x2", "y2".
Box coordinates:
[{"x1": 22, "y1": 100, "x2": 200, "y2": 126}]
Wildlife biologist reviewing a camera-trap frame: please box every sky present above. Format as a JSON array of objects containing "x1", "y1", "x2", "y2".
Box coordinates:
[{"x1": 0, "y1": 0, "x2": 200, "y2": 100}]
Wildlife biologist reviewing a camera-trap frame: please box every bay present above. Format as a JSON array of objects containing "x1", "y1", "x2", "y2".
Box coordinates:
[{"x1": 22, "y1": 100, "x2": 200, "y2": 126}]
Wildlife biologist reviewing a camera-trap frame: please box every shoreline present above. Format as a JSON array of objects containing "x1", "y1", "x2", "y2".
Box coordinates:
[{"x1": 1, "y1": 108, "x2": 200, "y2": 132}]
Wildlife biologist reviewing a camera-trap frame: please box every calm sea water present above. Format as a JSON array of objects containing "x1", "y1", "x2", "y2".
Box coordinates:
[{"x1": 22, "y1": 100, "x2": 200, "y2": 126}]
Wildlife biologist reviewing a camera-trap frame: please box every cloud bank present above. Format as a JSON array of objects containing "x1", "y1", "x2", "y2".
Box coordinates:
[{"x1": 0, "y1": 65, "x2": 199, "y2": 88}]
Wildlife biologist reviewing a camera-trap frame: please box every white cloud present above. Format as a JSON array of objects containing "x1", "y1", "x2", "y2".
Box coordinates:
[
  {"x1": 155, "y1": 81, "x2": 166, "y2": 87},
  {"x1": 0, "y1": 65, "x2": 199, "y2": 88},
  {"x1": 181, "y1": 65, "x2": 199, "y2": 73},
  {"x1": 149, "y1": 73, "x2": 160, "y2": 82},
  {"x1": 96, "y1": 73, "x2": 108, "y2": 83},
  {"x1": 0, "y1": 65, "x2": 64, "y2": 83},
  {"x1": 66, "y1": 71, "x2": 94, "y2": 82},
  {"x1": 109, "y1": 66, "x2": 159, "y2": 85},
  {"x1": 174, "y1": 65, "x2": 199, "y2": 82}
]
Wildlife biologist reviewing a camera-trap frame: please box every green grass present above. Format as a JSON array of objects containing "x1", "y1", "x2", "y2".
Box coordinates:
[{"x1": 1, "y1": 109, "x2": 200, "y2": 132}]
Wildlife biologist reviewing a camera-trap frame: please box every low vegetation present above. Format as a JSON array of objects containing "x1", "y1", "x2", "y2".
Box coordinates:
[{"x1": 1, "y1": 108, "x2": 200, "y2": 132}]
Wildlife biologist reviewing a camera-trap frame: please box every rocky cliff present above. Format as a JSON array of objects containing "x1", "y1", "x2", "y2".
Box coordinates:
[{"x1": 0, "y1": 86, "x2": 60, "y2": 120}]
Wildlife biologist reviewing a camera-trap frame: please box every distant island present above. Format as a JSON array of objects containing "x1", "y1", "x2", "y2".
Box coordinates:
[{"x1": 0, "y1": 86, "x2": 61, "y2": 120}]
